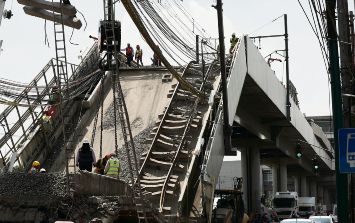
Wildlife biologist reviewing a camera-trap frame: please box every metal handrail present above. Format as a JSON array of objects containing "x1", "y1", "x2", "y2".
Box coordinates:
[{"x1": 0, "y1": 42, "x2": 99, "y2": 165}]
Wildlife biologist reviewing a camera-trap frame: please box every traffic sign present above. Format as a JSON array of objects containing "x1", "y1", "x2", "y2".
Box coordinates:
[{"x1": 338, "y1": 128, "x2": 355, "y2": 173}]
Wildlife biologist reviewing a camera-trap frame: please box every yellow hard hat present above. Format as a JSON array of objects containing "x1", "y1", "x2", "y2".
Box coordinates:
[{"x1": 32, "y1": 161, "x2": 40, "y2": 167}]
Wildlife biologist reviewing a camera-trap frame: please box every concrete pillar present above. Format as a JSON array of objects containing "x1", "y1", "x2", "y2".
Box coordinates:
[
  {"x1": 240, "y1": 147, "x2": 261, "y2": 213},
  {"x1": 294, "y1": 176, "x2": 299, "y2": 194},
  {"x1": 310, "y1": 181, "x2": 317, "y2": 197},
  {"x1": 324, "y1": 188, "x2": 330, "y2": 211},
  {"x1": 301, "y1": 176, "x2": 308, "y2": 196},
  {"x1": 272, "y1": 165, "x2": 278, "y2": 195},
  {"x1": 250, "y1": 148, "x2": 261, "y2": 213},
  {"x1": 280, "y1": 162, "x2": 287, "y2": 192},
  {"x1": 241, "y1": 147, "x2": 249, "y2": 211},
  {"x1": 317, "y1": 185, "x2": 324, "y2": 204}
]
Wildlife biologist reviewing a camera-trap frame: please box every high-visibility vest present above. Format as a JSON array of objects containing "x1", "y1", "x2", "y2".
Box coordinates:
[
  {"x1": 107, "y1": 158, "x2": 120, "y2": 176},
  {"x1": 136, "y1": 49, "x2": 142, "y2": 57}
]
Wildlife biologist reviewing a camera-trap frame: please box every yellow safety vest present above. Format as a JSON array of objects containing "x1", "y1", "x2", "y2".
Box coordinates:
[
  {"x1": 107, "y1": 158, "x2": 120, "y2": 176},
  {"x1": 136, "y1": 49, "x2": 142, "y2": 57}
]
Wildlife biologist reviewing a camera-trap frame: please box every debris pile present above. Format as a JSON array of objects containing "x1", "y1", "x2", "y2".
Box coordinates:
[
  {"x1": 118, "y1": 126, "x2": 153, "y2": 181},
  {"x1": 0, "y1": 172, "x2": 67, "y2": 202}
]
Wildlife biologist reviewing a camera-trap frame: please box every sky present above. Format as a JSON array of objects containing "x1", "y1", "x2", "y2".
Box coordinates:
[{"x1": 0, "y1": 0, "x2": 353, "y2": 117}]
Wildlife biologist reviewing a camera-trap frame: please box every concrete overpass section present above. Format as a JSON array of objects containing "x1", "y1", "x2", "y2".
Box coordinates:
[
  {"x1": 0, "y1": 36, "x2": 335, "y2": 221},
  {"x1": 49, "y1": 69, "x2": 176, "y2": 173},
  {"x1": 198, "y1": 36, "x2": 335, "y2": 215}
]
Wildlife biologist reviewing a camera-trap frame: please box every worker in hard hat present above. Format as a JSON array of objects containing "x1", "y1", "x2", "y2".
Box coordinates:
[
  {"x1": 230, "y1": 33, "x2": 239, "y2": 54},
  {"x1": 104, "y1": 153, "x2": 120, "y2": 178},
  {"x1": 121, "y1": 43, "x2": 134, "y2": 67},
  {"x1": 94, "y1": 153, "x2": 112, "y2": 175},
  {"x1": 76, "y1": 139, "x2": 96, "y2": 172},
  {"x1": 135, "y1": 45, "x2": 143, "y2": 67},
  {"x1": 29, "y1": 161, "x2": 41, "y2": 174}
]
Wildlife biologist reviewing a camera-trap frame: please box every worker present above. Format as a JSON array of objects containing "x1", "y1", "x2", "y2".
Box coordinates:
[
  {"x1": 104, "y1": 153, "x2": 120, "y2": 178},
  {"x1": 230, "y1": 33, "x2": 239, "y2": 54},
  {"x1": 49, "y1": 86, "x2": 61, "y2": 105},
  {"x1": 76, "y1": 139, "x2": 96, "y2": 172},
  {"x1": 121, "y1": 43, "x2": 134, "y2": 67},
  {"x1": 152, "y1": 45, "x2": 162, "y2": 66},
  {"x1": 94, "y1": 153, "x2": 112, "y2": 175},
  {"x1": 135, "y1": 45, "x2": 143, "y2": 67},
  {"x1": 29, "y1": 161, "x2": 41, "y2": 174}
]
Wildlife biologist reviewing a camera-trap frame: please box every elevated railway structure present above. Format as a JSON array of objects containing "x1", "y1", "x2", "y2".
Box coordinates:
[{"x1": 0, "y1": 36, "x2": 335, "y2": 222}]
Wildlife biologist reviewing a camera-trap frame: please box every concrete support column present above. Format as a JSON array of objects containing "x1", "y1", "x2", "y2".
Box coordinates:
[
  {"x1": 250, "y1": 148, "x2": 261, "y2": 213},
  {"x1": 241, "y1": 147, "x2": 261, "y2": 213},
  {"x1": 241, "y1": 147, "x2": 248, "y2": 210},
  {"x1": 294, "y1": 176, "x2": 299, "y2": 194},
  {"x1": 301, "y1": 176, "x2": 309, "y2": 196},
  {"x1": 317, "y1": 185, "x2": 324, "y2": 205},
  {"x1": 310, "y1": 180, "x2": 317, "y2": 197},
  {"x1": 324, "y1": 188, "x2": 330, "y2": 211},
  {"x1": 280, "y1": 162, "x2": 288, "y2": 192},
  {"x1": 272, "y1": 165, "x2": 278, "y2": 195}
]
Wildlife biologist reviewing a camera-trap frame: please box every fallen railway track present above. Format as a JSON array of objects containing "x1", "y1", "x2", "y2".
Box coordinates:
[{"x1": 138, "y1": 61, "x2": 219, "y2": 219}]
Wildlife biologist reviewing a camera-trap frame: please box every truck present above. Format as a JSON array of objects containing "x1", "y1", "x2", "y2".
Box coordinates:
[
  {"x1": 298, "y1": 197, "x2": 316, "y2": 218},
  {"x1": 272, "y1": 192, "x2": 299, "y2": 220}
]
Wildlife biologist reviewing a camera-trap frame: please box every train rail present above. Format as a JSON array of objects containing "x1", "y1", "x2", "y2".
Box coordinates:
[{"x1": 138, "y1": 61, "x2": 219, "y2": 218}]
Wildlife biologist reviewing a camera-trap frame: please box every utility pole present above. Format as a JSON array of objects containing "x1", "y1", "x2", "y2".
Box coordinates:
[
  {"x1": 338, "y1": 0, "x2": 354, "y2": 219},
  {"x1": 326, "y1": 1, "x2": 349, "y2": 223},
  {"x1": 337, "y1": 0, "x2": 352, "y2": 128},
  {"x1": 214, "y1": 0, "x2": 232, "y2": 153},
  {"x1": 284, "y1": 14, "x2": 291, "y2": 121}
]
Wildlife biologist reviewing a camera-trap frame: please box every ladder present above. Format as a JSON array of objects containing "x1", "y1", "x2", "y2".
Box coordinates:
[
  {"x1": 52, "y1": 0, "x2": 71, "y2": 191},
  {"x1": 101, "y1": 0, "x2": 160, "y2": 222}
]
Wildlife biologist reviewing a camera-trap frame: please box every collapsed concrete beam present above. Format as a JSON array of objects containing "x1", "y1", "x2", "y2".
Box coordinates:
[
  {"x1": 23, "y1": 6, "x2": 82, "y2": 29},
  {"x1": 18, "y1": 0, "x2": 77, "y2": 16}
]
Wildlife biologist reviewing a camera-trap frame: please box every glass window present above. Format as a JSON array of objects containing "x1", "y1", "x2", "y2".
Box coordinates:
[{"x1": 273, "y1": 198, "x2": 296, "y2": 208}]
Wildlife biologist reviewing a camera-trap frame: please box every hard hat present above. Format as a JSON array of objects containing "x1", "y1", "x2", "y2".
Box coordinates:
[
  {"x1": 40, "y1": 168, "x2": 46, "y2": 173},
  {"x1": 32, "y1": 161, "x2": 40, "y2": 167},
  {"x1": 83, "y1": 138, "x2": 90, "y2": 144},
  {"x1": 232, "y1": 33, "x2": 236, "y2": 36}
]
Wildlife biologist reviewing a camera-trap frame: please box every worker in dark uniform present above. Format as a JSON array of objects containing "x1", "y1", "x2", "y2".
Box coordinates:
[{"x1": 76, "y1": 139, "x2": 96, "y2": 172}]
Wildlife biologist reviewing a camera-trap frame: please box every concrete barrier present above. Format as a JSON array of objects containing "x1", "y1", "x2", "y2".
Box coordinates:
[{"x1": 73, "y1": 171, "x2": 132, "y2": 197}]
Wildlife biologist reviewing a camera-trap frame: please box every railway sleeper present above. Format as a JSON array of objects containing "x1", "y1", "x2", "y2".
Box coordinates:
[
  {"x1": 156, "y1": 138, "x2": 175, "y2": 150},
  {"x1": 142, "y1": 174, "x2": 179, "y2": 180},
  {"x1": 159, "y1": 133, "x2": 175, "y2": 143},
  {"x1": 148, "y1": 150, "x2": 189, "y2": 161},
  {"x1": 166, "y1": 113, "x2": 186, "y2": 120},
  {"x1": 140, "y1": 183, "x2": 176, "y2": 189},
  {"x1": 140, "y1": 178, "x2": 178, "y2": 185},
  {"x1": 175, "y1": 93, "x2": 196, "y2": 101},
  {"x1": 161, "y1": 124, "x2": 186, "y2": 134},
  {"x1": 147, "y1": 158, "x2": 185, "y2": 171},
  {"x1": 151, "y1": 190, "x2": 174, "y2": 196},
  {"x1": 174, "y1": 107, "x2": 202, "y2": 116},
  {"x1": 164, "y1": 119, "x2": 188, "y2": 126}
]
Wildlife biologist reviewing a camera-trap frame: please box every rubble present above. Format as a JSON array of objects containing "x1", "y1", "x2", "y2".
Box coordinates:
[{"x1": 0, "y1": 172, "x2": 67, "y2": 201}]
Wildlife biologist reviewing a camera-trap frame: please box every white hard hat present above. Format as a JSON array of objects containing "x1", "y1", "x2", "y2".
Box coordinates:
[
  {"x1": 40, "y1": 168, "x2": 46, "y2": 173},
  {"x1": 83, "y1": 138, "x2": 90, "y2": 144}
]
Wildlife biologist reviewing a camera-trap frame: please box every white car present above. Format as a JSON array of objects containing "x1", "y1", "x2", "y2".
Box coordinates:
[
  {"x1": 309, "y1": 216, "x2": 334, "y2": 223},
  {"x1": 281, "y1": 219, "x2": 315, "y2": 223}
]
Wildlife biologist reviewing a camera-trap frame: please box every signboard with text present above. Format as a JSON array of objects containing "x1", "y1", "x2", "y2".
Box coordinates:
[{"x1": 339, "y1": 128, "x2": 355, "y2": 173}]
